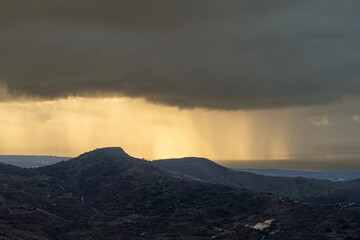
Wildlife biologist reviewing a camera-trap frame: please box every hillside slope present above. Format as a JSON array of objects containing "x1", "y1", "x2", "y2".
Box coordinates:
[
  {"x1": 0, "y1": 148, "x2": 359, "y2": 239},
  {"x1": 154, "y1": 157, "x2": 356, "y2": 203}
]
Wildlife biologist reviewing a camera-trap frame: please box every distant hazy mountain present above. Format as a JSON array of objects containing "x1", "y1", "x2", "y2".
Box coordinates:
[
  {"x1": 0, "y1": 155, "x2": 69, "y2": 168},
  {"x1": 235, "y1": 168, "x2": 360, "y2": 181},
  {"x1": 0, "y1": 147, "x2": 359, "y2": 239}
]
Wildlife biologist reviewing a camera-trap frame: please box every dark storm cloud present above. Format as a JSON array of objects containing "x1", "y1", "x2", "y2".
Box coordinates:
[{"x1": 1, "y1": 0, "x2": 360, "y2": 110}]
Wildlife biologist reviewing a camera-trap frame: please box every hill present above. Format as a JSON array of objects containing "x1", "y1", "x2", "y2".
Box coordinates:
[
  {"x1": 154, "y1": 157, "x2": 358, "y2": 202},
  {"x1": 0, "y1": 148, "x2": 359, "y2": 239}
]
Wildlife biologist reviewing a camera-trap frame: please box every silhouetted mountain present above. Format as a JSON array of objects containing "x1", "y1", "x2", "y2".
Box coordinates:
[
  {"x1": 0, "y1": 148, "x2": 359, "y2": 239},
  {"x1": 154, "y1": 157, "x2": 241, "y2": 187},
  {"x1": 154, "y1": 157, "x2": 354, "y2": 201},
  {"x1": 40, "y1": 147, "x2": 145, "y2": 177}
]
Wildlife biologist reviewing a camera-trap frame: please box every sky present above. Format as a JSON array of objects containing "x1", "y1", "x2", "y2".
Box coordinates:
[{"x1": 1, "y1": 1, "x2": 360, "y2": 163}]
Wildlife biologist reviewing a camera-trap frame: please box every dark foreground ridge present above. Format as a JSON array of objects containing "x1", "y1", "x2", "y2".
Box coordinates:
[{"x1": 0, "y1": 147, "x2": 359, "y2": 239}]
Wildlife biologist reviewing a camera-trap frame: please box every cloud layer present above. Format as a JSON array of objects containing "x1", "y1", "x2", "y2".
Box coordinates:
[
  {"x1": 1, "y1": 0, "x2": 360, "y2": 110},
  {"x1": 308, "y1": 116, "x2": 330, "y2": 127}
]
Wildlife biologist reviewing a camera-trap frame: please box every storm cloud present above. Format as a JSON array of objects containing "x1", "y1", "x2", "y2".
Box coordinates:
[{"x1": 1, "y1": 0, "x2": 360, "y2": 110}]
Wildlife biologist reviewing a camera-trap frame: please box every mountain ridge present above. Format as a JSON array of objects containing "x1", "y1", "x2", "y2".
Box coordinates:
[
  {"x1": 153, "y1": 156, "x2": 360, "y2": 204},
  {"x1": 2, "y1": 148, "x2": 360, "y2": 204},
  {"x1": 0, "y1": 147, "x2": 360, "y2": 239}
]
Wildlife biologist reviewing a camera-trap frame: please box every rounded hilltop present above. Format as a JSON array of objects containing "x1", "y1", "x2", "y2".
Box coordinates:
[
  {"x1": 78, "y1": 147, "x2": 132, "y2": 159},
  {"x1": 39, "y1": 147, "x2": 145, "y2": 177}
]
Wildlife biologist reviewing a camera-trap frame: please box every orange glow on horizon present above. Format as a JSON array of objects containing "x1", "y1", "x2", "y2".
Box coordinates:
[{"x1": 0, "y1": 97, "x2": 293, "y2": 160}]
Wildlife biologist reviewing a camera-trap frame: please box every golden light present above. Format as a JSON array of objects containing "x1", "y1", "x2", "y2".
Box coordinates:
[{"x1": 0, "y1": 97, "x2": 293, "y2": 160}]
